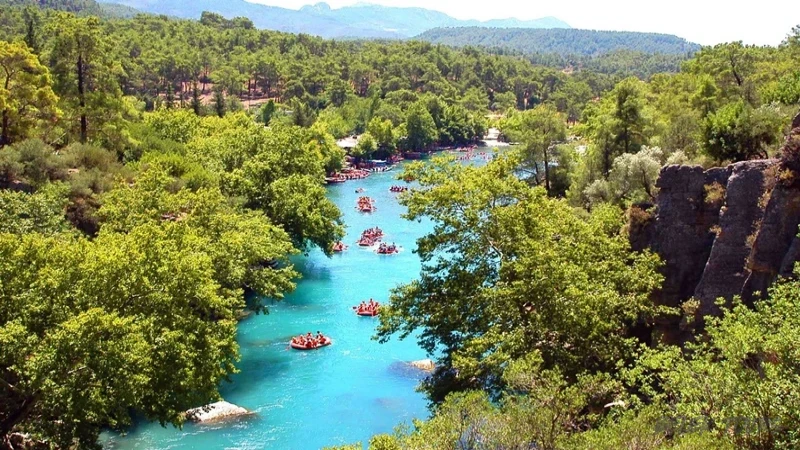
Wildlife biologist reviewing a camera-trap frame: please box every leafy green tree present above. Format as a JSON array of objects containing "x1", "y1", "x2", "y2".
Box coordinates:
[
  {"x1": 702, "y1": 101, "x2": 784, "y2": 161},
  {"x1": 611, "y1": 78, "x2": 649, "y2": 156},
  {"x1": 492, "y1": 91, "x2": 516, "y2": 112},
  {"x1": 685, "y1": 42, "x2": 758, "y2": 104},
  {"x1": 551, "y1": 78, "x2": 593, "y2": 123},
  {"x1": 585, "y1": 147, "x2": 664, "y2": 208},
  {"x1": 0, "y1": 41, "x2": 59, "y2": 146},
  {"x1": 99, "y1": 166, "x2": 299, "y2": 303},
  {"x1": 0, "y1": 222, "x2": 256, "y2": 447},
  {"x1": 353, "y1": 132, "x2": 377, "y2": 160},
  {"x1": 22, "y1": 7, "x2": 40, "y2": 54},
  {"x1": 378, "y1": 154, "x2": 662, "y2": 400},
  {"x1": 289, "y1": 98, "x2": 316, "y2": 127},
  {"x1": 212, "y1": 85, "x2": 226, "y2": 118},
  {"x1": 264, "y1": 174, "x2": 344, "y2": 254},
  {"x1": 260, "y1": 99, "x2": 276, "y2": 125},
  {"x1": 45, "y1": 14, "x2": 125, "y2": 144},
  {"x1": 501, "y1": 105, "x2": 567, "y2": 193},
  {"x1": 190, "y1": 81, "x2": 202, "y2": 116},
  {"x1": 366, "y1": 117, "x2": 396, "y2": 156},
  {"x1": 762, "y1": 72, "x2": 800, "y2": 106},
  {"x1": 0, "y1": 183, "x2": 70, "y2": 235},
  {"x1": 581, "y1": 78, "x2": 651, "y2": 177},
  {"x1": 402, "y1": 102, "x2": 437, "y2": 151},
  {"x1": 174, "y1": 114, "x2": 344, "y2": 252},
  {"x1": 459, "y1": 86, "x2": 489, "y2": 112}
]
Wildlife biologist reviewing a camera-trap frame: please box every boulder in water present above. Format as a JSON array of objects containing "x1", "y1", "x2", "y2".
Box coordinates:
[
  {"x1": 409, "y1": 359, "x2": 435, "y2": 371},
  {"x1": 185, "y1": 401, "x2": 250, "y2": 423}
]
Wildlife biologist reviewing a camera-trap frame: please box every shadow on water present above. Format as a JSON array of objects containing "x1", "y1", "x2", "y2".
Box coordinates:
[{"x1": 291, "y1": 258, "x2": 334, "y2": 281}]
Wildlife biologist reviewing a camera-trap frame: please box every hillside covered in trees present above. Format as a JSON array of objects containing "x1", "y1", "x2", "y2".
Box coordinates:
[
  {"x1": 418, "y1": 27, "x2": 701, "y2": 56},
  {"x1": 418, "y1": 27, "x2": 703, "y2": 77},
  {"x1": 0, "y1": 0, "x2": 140, "y2": 17},
  {"x1": 1, "y1": 0, "x2": 800, "y2": 448}
]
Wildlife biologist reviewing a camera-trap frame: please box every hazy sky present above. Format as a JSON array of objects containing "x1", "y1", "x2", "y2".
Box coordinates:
[{"x1": 247, "y1": 0, "x2": 798, "y2": 46}]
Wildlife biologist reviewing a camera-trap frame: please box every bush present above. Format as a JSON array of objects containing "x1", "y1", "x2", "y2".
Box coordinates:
[
  {"x1": 704, "y1": 182, "x2": 726, "y2": 206},
  {"x1": 62, "y1": 143, "x2": 119, "y2": 172},
  {"x1": 13, "y1": 139, "x2": 67, "y2": 186}
]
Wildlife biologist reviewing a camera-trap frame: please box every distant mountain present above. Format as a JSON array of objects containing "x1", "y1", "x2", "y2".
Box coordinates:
[
  {"x1": 417, "y1": 27, "x2": 701, "y2": 57},
  {"x1": 92, "y1": 0, "x2": 569, "y2": 38},
  {"x1": 295, "y1": 3, "x2": 570, "y2": 37},
  {"x1": 98, "y1": 2, "x2": 142, "y2": 18}
]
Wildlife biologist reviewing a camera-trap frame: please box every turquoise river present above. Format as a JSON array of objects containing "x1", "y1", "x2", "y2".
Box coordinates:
[{"x1": 102, "y1": 153, "x2": 494, "y2": 450}]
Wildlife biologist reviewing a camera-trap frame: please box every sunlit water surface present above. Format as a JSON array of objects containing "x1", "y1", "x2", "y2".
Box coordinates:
[{"x1": 103, "y1": 151, "x2": 494, "y2": 450}]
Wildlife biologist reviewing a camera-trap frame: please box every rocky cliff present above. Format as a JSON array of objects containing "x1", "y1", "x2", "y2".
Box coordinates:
[{"x1": 637, "y1": 114, "x2": 800, "y2": 341}]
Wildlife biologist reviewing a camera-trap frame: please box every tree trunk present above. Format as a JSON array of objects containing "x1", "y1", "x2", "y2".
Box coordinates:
[
  {"x1": 0, "y1": 394, "x2": 37, "y2": 440},
  {"x1": 77, "y1": 52, "x2": 87, "y2": 143},
  {"x1": 543, "y1": 146, "x2": 551, "y2": 194},
  {"x1": 1, "y1": 109, "x2": 9, "y2": 147}
]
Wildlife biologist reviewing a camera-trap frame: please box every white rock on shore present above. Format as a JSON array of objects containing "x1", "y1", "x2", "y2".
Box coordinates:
[
  {"x1": 185, "y1": 401, "x2": 250, "y2": 423},
  {"x1": 409, "y1": 359, "x2": 435, "y2": 371}
]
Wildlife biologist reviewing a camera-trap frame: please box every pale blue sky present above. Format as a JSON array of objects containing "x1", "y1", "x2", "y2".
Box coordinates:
[{"x1": 247, "y1": 0, "x2": 799, "y2": 46}]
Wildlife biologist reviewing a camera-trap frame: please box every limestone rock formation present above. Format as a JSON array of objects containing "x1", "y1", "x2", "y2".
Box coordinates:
[
  {"x1": 185, "y1": 401, "x2": 250, "y2": 423},
  {"x1": 643, "y1": 164, "x2": 729, "y2": 342},
  {"x1": 742, "y1": 173, "x2": 800, "y2": 301},
  {"x1": 640, "y1": 112, "x2": 800, "y2": 340},
  {"x1": 694, "y1": 160, "x2": 777, "y2": 319}
]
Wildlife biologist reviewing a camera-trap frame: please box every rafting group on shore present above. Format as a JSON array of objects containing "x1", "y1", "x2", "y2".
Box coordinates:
[
  {"x1": 290, "y1": 331, "x2": 332, "y2": 350},
  {"x1": 357, "y1": 196, "x2": 375, "y2": 213},
  {"x1": 326, "y1": 168, "x2": 371, "y2": 184},
  {"x1": 453, "y1": 150, "x2": 492, "y2": 162}
]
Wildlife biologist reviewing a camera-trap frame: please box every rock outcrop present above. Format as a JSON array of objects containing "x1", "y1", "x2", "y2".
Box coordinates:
[
  {"x1": 694, "y1": 160, "x2": 777, "y2": 319},
  {"x1": 742, "y1": 173, "x2": 800, "y2": 301},
  {"x1": 642, "y1": 165, "x2": 730, "y2": 342},
  {"x1": 409, "y1": 359, "x2": 436, "y2": 371},
  {"x1": 639, "y1": 113, "x2": 800, "y2": 340},
  {"x1": 185, "y1": 401, "x2": 250, "y2": 423}
]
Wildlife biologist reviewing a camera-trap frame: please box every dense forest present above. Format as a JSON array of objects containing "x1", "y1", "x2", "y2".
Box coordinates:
[
  {"x1": 416, "y1": 27, "x2": 705, "y2": 78},
  {"x1": 418, "y1": 27, "x2": 700, "y2": 56},
  {"x1": 0, "y1": 0, "x2": 139, "y2": 17},
  {"x1": 1, "y1": 0, "x2": 800, "y2": 448},
  {"x1": 418, "y1": 26, "x2": 704, "y2": 78}
]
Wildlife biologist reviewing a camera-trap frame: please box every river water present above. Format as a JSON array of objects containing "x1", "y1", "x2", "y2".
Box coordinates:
[
  {"x1": 104, "y1": 164, "x2": 441, "y2": 450},
  {"x1": 104, "y1": 150, "x2": 496, "y2": 450}
]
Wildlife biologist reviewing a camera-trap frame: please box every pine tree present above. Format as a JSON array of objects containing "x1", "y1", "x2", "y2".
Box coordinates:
[
  {"x1": 191, "y1": 81, "x2": 202, "y2": 116},
  {"x1": 165, "y1": 84, "x2": 175, "y2": 109},
  {"x1": 213, "y1": 86, "x2": 226, "y2": 118}
]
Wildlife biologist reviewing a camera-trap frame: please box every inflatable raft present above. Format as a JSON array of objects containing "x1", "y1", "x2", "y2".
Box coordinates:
[{"x1": 290, "y1": 337, "x2": 332, "y2": 350}]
